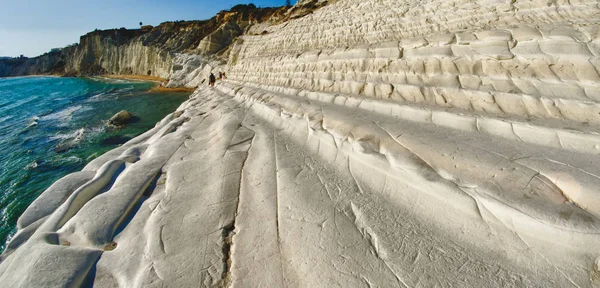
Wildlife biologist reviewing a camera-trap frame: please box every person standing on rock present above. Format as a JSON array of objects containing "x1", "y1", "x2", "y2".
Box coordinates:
[
  {"x1": 218, "y1": 72, "x2": 223, "y2": 80},
  {"x1": 209, "y1": 73, "x2": 216, "y2": 87}
]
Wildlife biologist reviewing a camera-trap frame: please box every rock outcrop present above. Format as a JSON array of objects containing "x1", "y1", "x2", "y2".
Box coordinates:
[
  {"x1": 2, "y1": 0, "x2": 600, "y2": 287},
  {"x1": 165, "y1": 53, "x2": 220, "y2": 88},
  {"x1": 108, "y1": 110, "x2": 133, "y2": 127}
]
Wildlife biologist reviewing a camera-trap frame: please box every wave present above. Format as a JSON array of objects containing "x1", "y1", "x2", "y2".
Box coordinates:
[
  {"x1": 85, "y1": 91, "x2": 113, "y2": 102},
  {"x1": 26, "y1": 120, "x2": 38, "y2": 128},
  {"x1": 1, "y1": 97, "x2": 39, "y2": 113},
  {"x1": 52, "y1": 128, "x2": 85, "y2": 153},
  {"x1": 41, "y1": 105, "x2": 83, "y2": 122},
  {"x1": 87, "y1": 124, "x2": 107, "y2": 137},
  {"x1": 49, "y1": 155, "x2": 83, "y2": 165},
  {"x1": 50, "y1": 123, "x2": 107, "y2": 153},
  {"x1": 58, "y1": 155, "x2": 83, "y2": 164},
  {"x1": 50, "y1": 127, "x2": 86, "y2": 141},
  {"x1": 11, "y1": 117, "x2": 40, "y2": 135},
  {"x1": 23, "y1": 160, "x2": 41, "y2": 170},
  {"x1": 39, "y1": 105, "x2": 92, "y2": 127},
  {"x1": 0, "y1": 116, "x2": 13, "y2": 124},
  {"x1": 38, "y1": 109, "x2": 54, "y2": 117}
]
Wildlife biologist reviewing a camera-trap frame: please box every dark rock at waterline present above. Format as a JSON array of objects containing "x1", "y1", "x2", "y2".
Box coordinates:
[
  {"x1": 129, "y1": 115, "x2": 141, "y2": 124},
  {"x1": 108, "y1": 110, "x2": 133, "y2": 127},
  {"x1": 100, "y1": 135, "x2": 132, "y2": 146}
]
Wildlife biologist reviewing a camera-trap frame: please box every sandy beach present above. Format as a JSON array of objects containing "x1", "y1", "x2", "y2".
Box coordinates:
[
  {"x1": 148, "y1": 85, "x2": 197, "y2": 93},
  {"x1": 99, "y1": 75, "x2": 197, "y2": 93},
  {"x1": 100, "y1": 74, "x2": 167, "y2": 83}
]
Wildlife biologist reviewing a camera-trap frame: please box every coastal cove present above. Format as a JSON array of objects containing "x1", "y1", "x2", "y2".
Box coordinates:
[{"x1": 0, "y1": 76, "x2": 190, "y2": 251}]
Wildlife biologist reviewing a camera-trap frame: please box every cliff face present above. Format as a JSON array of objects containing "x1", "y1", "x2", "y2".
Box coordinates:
[
  {"x1": 0, "y1": 51, "x2": 71, "y2": 76},
  {"x1": 62, "y1": 29, "x2": 173, "y2": 77},
  {"x1": 0, "y1": 5, "x2": 288, "y2": 78}
]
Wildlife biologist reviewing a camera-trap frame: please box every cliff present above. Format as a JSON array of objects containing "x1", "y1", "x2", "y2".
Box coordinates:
[
  {"x1": 2, "y1": 0, "x2": 600, "y2": 287},
  {"x1": 0, "y1": 4, "x2": 289, "y2": 79}
]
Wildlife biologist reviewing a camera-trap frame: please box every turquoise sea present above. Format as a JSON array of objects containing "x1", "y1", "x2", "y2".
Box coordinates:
[{"x1": 0, "y1": 76, "x2": 190, "y2": 251}]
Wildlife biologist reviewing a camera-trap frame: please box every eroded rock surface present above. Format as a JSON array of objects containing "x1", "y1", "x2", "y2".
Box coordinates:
[{"x1": 2, "y1": 0, "x2": 600, "y2": 287}]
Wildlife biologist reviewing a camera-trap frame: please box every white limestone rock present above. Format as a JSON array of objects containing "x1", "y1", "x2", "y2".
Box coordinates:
[
  {"x1": 166, "y1": 53, "x2": 223, "y2": 88},
  {"x1": 3, "y1": 0, "x2": 600, "y2": 287}
]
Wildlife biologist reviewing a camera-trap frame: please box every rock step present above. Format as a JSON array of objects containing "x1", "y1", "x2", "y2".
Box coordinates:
[
  {"x1": 213, "y1": 80, "x2": 600, "y2": 229},
  {"x1": 229, "y1": 22, "x2": 600, "y2": 126},
  {"x1": 228, "y1": 70, "x2": 600, "y2": 125},
  {"x1": 238, "y1": 1, "x2": 600, "y2": 56},
  {"x1": 240, "y1": 27, "x2": 600, "y2": 59},
  {"x1": 220, "y1": 80, "x2": 600, "y2": 155},
  {"x1": 229, "y1": 68, "x2": 600, "y2": 101}
]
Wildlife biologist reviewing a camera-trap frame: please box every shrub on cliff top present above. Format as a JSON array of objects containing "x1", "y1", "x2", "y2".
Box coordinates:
[{"x1": 231, "y1": 3, "x2": 256, "y2": 12}]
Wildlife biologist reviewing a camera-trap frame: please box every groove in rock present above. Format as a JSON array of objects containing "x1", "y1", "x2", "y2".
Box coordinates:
[
  {"x1": 219, "y1": 221, "x2": 236, "y2": 287},
  {"x1": 219, "y1": 124, "x2": 255, "y2": 287}
]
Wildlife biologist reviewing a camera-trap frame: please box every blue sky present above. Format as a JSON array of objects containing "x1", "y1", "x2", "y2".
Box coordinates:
[{"x1": 0, "y1": 0, "x2": 289, "y2": 57}]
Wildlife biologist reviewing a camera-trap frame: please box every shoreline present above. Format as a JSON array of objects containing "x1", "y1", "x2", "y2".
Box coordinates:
[
  {"x1": 0, "y1": 76, "x2": 191, "y2": 254},
  {"x1": 99, "y1": 74, "x2": 166, "y2": 83},
  {"x1": 148, "y1": 85, "x2": 197, "y2": 93},
  {"x1": 1, "y1": 74, "x2": 197, "y2": 93},
  {"x1": 98, "y1": 74, "x2": 197, "y2": 93}
]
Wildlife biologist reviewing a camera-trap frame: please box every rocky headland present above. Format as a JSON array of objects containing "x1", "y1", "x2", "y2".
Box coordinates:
[
  {"x1": 2, "y1": 0, "x2": 600, "y2": 287},
  {"x1": 0, "y1": 4, "x2": 293, "y2": 80}
]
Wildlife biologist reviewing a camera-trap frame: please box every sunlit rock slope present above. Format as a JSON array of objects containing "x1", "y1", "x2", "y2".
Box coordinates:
[{"x1": 2, "y1": 0, "x2": 600, "y2": 287}]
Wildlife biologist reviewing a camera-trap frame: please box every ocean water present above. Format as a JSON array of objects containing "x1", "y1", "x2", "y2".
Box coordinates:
[{"x1": 0, "y1": 76, "x2": 190, "y2": 251}]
